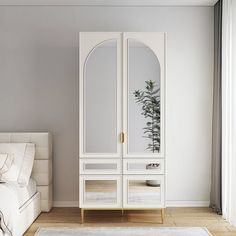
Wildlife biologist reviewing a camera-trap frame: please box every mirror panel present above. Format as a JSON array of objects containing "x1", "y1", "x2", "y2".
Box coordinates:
[
  {"x1": 84, "y1": 40, "x2": 117, "y2": 154},
  {"x1": 128, "y1": 163, "x2": 148, "y2": 170},
  {"x1": 84, "y1": 180, "x2": 117, "y2": 204},
  {"x1": 128, "y1": 179, "x2": 161, "y2": 205},
  {"x1": 128, "y1": 39, "x2": 161, "y2": 154},
  {"x1": 85, "y1": 163, "x2": 117, "y2": 170}
]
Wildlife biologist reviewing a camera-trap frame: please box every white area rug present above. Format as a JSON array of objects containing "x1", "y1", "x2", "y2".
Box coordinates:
[{"x1": 35, "y1": 227, "x2": 212, "y2": 236}]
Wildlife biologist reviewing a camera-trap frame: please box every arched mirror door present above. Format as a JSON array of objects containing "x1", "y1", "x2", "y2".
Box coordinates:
[
  {"x1": 123, "y1": 33, "x2": 165, "y2": 158},
  {"x1": 79, "y1": 33, "x2": 122, "y2": 158}
]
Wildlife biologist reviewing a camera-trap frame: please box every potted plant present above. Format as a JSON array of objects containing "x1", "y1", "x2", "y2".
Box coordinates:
[{"x1": 134, "y1": 80, "x2": 160, "y2": 153}]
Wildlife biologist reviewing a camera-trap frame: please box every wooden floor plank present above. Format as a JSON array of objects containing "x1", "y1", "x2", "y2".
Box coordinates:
[{"x1": 24, "y1": 207, "x2": 236, "y2": 236}]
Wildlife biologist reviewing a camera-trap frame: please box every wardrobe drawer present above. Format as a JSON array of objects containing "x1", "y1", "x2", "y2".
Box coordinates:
[
  {"x1": 123, "y1": 174, "x2": 165, "y2": 208},
  {"x1": 79, "y1": 175, "x2": 122, "y2": 208},
  {"x1": 80, "y1": 159, "x2": 121, "y2": 174},
  {"x1": 123, "y1": 159, "x2": 164, "y2": 175}
]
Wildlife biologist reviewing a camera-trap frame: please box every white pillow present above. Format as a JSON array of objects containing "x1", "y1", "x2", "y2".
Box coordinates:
[
  {"x1": 0, "y1": 143, "x2": 35, "y2": 186},
  {"x1": 0, "y1": 153, "x2": 13, "y2": 174}
]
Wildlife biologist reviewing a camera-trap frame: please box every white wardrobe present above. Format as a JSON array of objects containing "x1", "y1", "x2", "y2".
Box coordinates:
[{"x1": 79, "y1": 32, "x2": 166, "y2": 223}]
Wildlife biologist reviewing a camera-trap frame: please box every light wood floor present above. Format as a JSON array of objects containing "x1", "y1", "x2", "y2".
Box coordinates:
[{"x1": 25, "y1": 207, "x2": 236, "y2": 236}]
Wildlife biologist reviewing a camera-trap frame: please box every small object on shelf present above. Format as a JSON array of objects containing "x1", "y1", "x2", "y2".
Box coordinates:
[
  {"x1": 146, "y1": 163, "x2": 161, "y2": 186},
  {"x1": 146, "y1": 163, "x2": 160, "y2": 169}
]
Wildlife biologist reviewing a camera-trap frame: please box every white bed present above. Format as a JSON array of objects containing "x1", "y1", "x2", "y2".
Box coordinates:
[
  {"x1": 4, "y1": 179, "x2": 37, "y2": 208},
  {"x1": 0, "y1": 132, "x2": 52, "y2": 236}
]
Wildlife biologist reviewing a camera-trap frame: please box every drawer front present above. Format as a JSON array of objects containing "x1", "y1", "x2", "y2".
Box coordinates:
[
  {"x1": 123, "y1": 175, "x2": 165, "y2": 208},
  {"x1": 79, "y1": 175, "x2": 122, "y2": 208},
  {"x1": 80, "y1": 159, "x2": 121, "y2": 174},
  {"x1": 123, "y1": 159, "x2": 164, "y2": 175}
]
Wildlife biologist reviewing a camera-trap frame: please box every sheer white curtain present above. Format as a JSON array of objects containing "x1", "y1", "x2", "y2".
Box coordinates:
[{"x1": 222, "y1": 0, "x2": 236, "y2": 226}]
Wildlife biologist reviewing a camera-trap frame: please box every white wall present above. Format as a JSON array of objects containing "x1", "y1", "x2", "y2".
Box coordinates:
[
  {"x1": 233, "y1": 1, "x2": 236, "y2": 88},
  {"x1": 0, "y1": 6, "x2": 214, "y2": 206}
]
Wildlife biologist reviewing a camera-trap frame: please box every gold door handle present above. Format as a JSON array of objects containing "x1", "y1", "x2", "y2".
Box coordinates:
[{"x1": 120, "y1": 132, "x2": 124, "y2": 143}]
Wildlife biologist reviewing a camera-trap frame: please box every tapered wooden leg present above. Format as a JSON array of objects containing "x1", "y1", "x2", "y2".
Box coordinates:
[
  {"x1": 122, "y1": 209, "x2": 124, "y2": 215},
  {"x1": 80, "y1": 208, "x2": 84, "y2": 224},
  {"x1": 161, "y1": 208, "x2": 165, "y2": 224}
]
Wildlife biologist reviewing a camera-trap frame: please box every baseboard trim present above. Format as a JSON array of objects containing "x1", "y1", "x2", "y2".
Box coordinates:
[
  {"x1": 53, "y1": 201, "x2": 210, "y2": 208},
  {"x1": 53, "y1": 201, "x2": 79, "y2": 207},
  {"x1": 166, "y1": 200, "x2": 210, "y2": 207}
]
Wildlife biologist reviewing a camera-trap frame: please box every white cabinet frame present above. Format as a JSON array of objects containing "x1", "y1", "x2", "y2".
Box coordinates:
[{"x1": 79, "y1": 32, "x2": 166, "y2": 223}]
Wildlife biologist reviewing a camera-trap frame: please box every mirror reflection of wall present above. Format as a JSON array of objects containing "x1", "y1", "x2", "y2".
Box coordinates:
[
  {"x1": 84, "y1": 163, "x2": 117, "y2": 170},
  {"x1": 128, "y1": 39, "x2": 161, "y2": 154},
  {"x1": 84, "y1": 40, "x2": 117, "y2": 154}
]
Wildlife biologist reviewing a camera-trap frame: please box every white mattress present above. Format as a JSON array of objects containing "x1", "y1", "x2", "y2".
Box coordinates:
[{"x1": 3, "y1": 178, "x2": 37, "y2": 208}]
